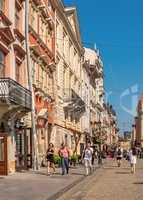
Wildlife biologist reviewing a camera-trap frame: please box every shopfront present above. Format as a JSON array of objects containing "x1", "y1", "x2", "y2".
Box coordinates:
[
  {"x1": 15, "y1": 128, "x2": 32, "y2": 170},
  {"x1": 0, "y1": 134, "x2": 7, "y2": 175}
]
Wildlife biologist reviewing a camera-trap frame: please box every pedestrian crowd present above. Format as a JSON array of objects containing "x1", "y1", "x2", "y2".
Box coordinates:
[
  {"x1": 111, "y1": 145, "x2": 138, "y2": 174},
  {"x1": 46, "y1": 142, "x2": 139, "y2": 176},
  {"x1": 45, "y1": 142, "x2": 103, "y2": 176}
]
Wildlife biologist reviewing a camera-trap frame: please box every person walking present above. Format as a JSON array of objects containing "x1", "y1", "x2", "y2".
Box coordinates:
[
  {"x1": 129, "y1": 146, "x2": 137, "y2": 174},
  {"x1": 83, "y1": 142, "x2": 93, "y2": 176},
  {"x1": 46, "y1": 143, "x2": 55, "y2": 176},
  {"x1": 116, "y1": 146, "x2": 123, "y2": 167},
  {"x1": 59, "y1": 143, "x2": 70, "y2": 175}
]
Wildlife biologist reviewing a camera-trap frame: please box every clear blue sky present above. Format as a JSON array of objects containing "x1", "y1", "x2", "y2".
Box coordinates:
[{"x1": 64, "y1": 0, "x2": 143, "y2": 133}]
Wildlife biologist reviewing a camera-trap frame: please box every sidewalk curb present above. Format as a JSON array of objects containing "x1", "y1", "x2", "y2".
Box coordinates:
[{"x1": 47, "y1": 164, "x2": 104, "y2": 200}]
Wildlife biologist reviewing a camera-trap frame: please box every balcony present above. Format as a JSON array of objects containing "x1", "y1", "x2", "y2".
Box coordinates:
[
  {"x1": 63, "y1": 88, "x2": 85, "y2": 117},
  {"x1": 84, "y1": 60, "x2": 103, "y2": 80},
  {"x1": 0, "y1": 78, "x2": 32, "y2": 110},
  {"x1": 84, "y1": 48, "x2": 103, "y2": 82}
]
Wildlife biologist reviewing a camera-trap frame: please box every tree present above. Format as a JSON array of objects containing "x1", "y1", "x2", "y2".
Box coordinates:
[{"x1": 73, "y1": 132, "x2": 82, "y2": 155}]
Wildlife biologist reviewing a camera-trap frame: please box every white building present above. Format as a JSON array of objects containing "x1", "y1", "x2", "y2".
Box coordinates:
[{"x1": 84, "y1": 48, "x2": 104, "y2": 142}]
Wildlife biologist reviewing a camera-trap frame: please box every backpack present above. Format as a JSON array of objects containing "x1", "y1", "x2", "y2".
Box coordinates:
[
  {"x1": 132, "y1": 148, "x2": 137, "y2": 156},
  {"x1": 117, "y1": 149, "x2": 122, "y2": 156}
]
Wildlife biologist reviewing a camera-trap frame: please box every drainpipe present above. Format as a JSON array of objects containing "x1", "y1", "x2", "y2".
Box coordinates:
[{"x1": 25, "y1": 0, "x2": 39, "y2": 170}]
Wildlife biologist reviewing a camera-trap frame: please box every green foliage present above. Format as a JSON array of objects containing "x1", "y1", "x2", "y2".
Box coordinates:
[
  {"x1": 54, "y1": 155, "x2": 61, "y2": 165},
  {"x1": 70, "y1": 154, "x2": 80, "y2": 162}
]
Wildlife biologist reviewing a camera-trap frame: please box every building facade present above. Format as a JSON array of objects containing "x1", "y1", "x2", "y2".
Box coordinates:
[
  {"x1": 104, "y1": 104, "x2": 118, "y2": 146},
  {"x1": 28, "y1": 0, "x2": 56, "y2": 164},
  {"x1": 134, "y1": 96, "x2": 143, "y2": 147},
  {"x1": 0, "y1": 0, "x2": 119, "y2": 175},
  {"x1": 52, "y1": 1, "x2": 85, "y2": 154},
  {"x1": 0, "y1": 0, "x2": 32, "y2": 175},
  {"x1": 84, "y1": 48, "x2": 104, "y2": 145}
]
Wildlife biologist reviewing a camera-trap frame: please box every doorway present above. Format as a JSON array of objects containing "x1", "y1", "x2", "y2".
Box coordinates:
[
  {"x1": 15, "y1": 129, "x2": 32, "y2": 170},
  {"x1": 0, "y1": 134, "x2": 7, "y2": 175}
]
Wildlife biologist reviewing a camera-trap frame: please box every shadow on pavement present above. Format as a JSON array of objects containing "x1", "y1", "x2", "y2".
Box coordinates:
[
  {"x1": 116, "y1": 171, "x2": 131, "y2": 175},
  {"x1": 133, "y1": 182, "x2": 143, "y2": 185},
  {"x1": 71, "y1": 172, "x2": 84, "y2": 176}
]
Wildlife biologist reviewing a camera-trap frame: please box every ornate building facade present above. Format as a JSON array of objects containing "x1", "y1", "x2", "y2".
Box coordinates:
[
  {"x1": 52, "y1": 1, "x2": 85, "y2": 154},
  {"x1": 0, "y1": 0, "x2": 119, "y2": 175},
  {"x1": 28, "y1": 0, "x2": 56, "y2": 163},
  {"x1": 84, "y1": 48, "x2": 104, "y2": 144},
  {"x1": 0, "y1": 0, "x2": 32, "y2": 175}
]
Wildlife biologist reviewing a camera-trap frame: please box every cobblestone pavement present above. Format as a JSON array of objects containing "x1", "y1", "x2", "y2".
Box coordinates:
[{"x1": 57, "y1": 159, "x2": 143, "y2": 200}]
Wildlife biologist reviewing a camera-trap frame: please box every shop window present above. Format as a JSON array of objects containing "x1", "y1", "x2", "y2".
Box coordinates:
[
  {"x1": 0, "y1": 51, "x2": 5, "y2": 78},
  {"x1": 0, "y1": 137, "x2": 4, "y2": 161}
]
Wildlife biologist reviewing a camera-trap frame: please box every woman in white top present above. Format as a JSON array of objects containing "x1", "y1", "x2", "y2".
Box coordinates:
[
  {"x1": 129, "y1": 147, "x2": 137, "y2": 174},
  {"x1": 83, "y1": 142, "x2": 93, "y2": 176}
]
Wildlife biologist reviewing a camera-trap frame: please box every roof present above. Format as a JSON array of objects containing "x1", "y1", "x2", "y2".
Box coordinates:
[
  {"x1": 64, "y1": 6, "x2": 82, "y2": 45},
  {"x1": 84, "y1": 48, "x2": 98, "y2": 65},
  {"x1": 84, "y1": 47, "x2": 104, "y2": 67}
]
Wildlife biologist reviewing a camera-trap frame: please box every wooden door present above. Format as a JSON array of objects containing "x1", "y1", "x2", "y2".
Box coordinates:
[{"x1": 0, "y1": 134, "x2": 7, "y2": 175}]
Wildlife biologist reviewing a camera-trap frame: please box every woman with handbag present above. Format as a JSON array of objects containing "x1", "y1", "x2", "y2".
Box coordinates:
[{"x1": 46, "y1": 143, "x2": 55, "y2": 176}]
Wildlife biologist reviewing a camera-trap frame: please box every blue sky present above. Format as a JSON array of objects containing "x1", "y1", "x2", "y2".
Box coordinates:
[{"x1": 64, "y1": 0, "x2": 143, "y2": 132}]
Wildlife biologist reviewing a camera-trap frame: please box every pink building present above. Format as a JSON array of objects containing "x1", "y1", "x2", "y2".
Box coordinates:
[{"x1": 0, "y1": 0, "x2": 31, "y2": 175}]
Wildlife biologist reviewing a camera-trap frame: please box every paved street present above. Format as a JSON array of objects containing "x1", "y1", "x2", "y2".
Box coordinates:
[
  {"x1": 0, "y1": 166, "x2": 86, "y2": 200},
  {"x1": 57, "y1": 159, "x2": 143, "y2": 200},
  {"x1": 1, "y1": 159, "x2": 143, "y2": 200}
]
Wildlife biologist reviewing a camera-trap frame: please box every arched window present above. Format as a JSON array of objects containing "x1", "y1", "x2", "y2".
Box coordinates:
[{"x1": 0, "y1": 51, "x2": 5, "y2": 78}]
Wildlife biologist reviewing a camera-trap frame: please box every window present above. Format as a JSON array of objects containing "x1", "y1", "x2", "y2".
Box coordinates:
[
  {"x1": 15, "y1": 4, "x2": 21, "y2": 30},
  {"x1": 39, "y1": 66, "x2": 44, "y2": 88},
  {"x1": 69, "y1": 72, "x2": 72, "y2": 90},
  {"x1": 48, "y1": 0, "x2": 52, "y2": 11},
  {"x1": 40, "y1": 21, "x2": 44, "y2": 39},
  {"x1": 15, "y1": 62, "x2": 20, "y2": 83},
  {"x1": 0, "y1": 0, "x2": 5, "y2": 11},
  {"x1": 31, "y1": 59, "x2": 36, "y2": 84},
  {"x1": 63, "y1": 31, "x2": 66, "y2": 57},
  {"x1": 31, "y1": 13, "x2": 35, "y2": 29},
  {"x1": 0, "y1": 51, "x2": 5, "y2": 77},
  {"x1": 46, "y1": 27, "x2": 52, "y2": 50},
  {"x1": 0, "y1": 137, "x2": 4, "y2": 161},
  {"x1": 63, "y1": 67, "x2": 66, "y2": 95}
]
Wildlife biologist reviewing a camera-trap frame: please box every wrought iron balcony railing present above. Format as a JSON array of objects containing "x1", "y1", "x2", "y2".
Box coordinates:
[
  {"x1": 0, "y1": 78, "x2": 32, "y2": 110},
  {"x1": 63, "y1": 88, "x2": 85, "y2": 115}
]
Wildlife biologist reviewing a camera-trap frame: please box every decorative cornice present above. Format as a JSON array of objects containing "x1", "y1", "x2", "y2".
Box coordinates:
[{"x1": 54, "y1": 0, "x2": 84, "y2": 56}]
